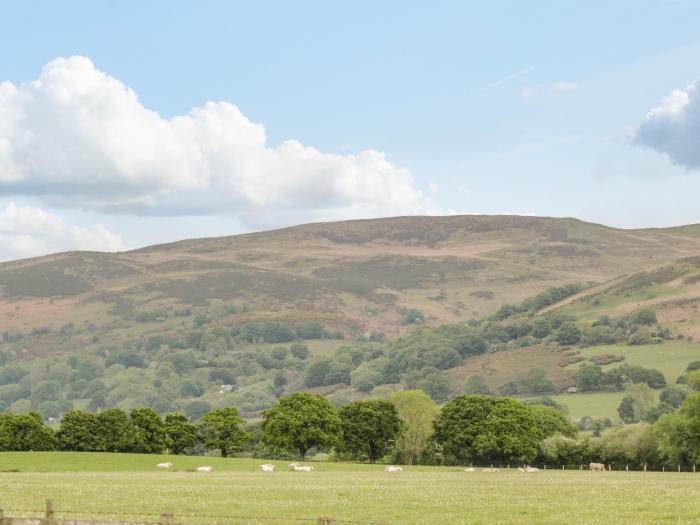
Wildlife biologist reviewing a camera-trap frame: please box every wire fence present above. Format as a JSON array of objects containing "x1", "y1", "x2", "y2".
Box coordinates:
[
  {"x1": 465, "y1": 463, "x2": 700, "y2": 472},
  {"x1": 0, "y1": 500, "x2": 393, "y2": 525}
]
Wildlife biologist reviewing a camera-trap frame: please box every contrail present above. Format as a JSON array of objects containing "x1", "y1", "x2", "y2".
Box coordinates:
[{"x1": 455, "y1": 65, "x2": 536, "y2": 103}]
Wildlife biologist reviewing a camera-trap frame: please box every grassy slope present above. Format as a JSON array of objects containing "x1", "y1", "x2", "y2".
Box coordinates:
[{"x1": 0, "y1": 452, "x2": 698, "y2": 524}]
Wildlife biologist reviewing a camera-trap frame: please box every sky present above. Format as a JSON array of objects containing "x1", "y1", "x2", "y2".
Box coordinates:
[{"x1": 2, "y1": 0, "x2": 700, "y2": 261}]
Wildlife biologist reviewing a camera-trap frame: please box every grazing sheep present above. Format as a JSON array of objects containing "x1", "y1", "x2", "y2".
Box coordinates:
[
  {"x1": 259, "y1": 464, "x2": 275, "y2": 472},
  {"x1": 481, "y1": 467, "x2": 499, "y2": 472},
  {"x1": 463, "y1": 467, "x2": 476, "y2": 472},
  {"x1": 525, "y1": 467, "x2": 539, "y2": 472},
  {"x1": 384, "y1": 465, "x2": 403, "y2": 472},
  {"x1": 590, "y1": 462, "x2": 605, "y2": 471},
  {"x1": 157, "y1": 462, "x2": 173, "y2": 469},
  {"x1": 195, "y1": 466, "x2": 213, "y2": 472},
  {"x1": 288, "y1": 462, "x2": 301, "y2": 470},
  {"x1": 291, "y1": 465, "x2": 314, "y2": 472}
]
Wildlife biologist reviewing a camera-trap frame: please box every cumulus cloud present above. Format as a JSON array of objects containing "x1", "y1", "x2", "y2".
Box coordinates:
[
  {"x1": 633, "y1": 81, "x2": 700, "y2": 170},
  {"x1": 0, "y1": 202, "x2": 124, "y2": 261},
  {"x1": 0, "y1": 56, "x2": 436, "y2": 226}
]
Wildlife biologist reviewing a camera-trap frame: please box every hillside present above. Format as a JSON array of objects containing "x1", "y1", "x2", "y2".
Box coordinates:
[{"x1": 3, "y1": 214, "x2": 700, "y2": 420}]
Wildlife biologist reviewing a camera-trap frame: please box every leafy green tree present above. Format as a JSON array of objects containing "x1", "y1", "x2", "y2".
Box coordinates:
[
  {"x1": 688, "y1": 370, "x2": 700, "y2": 391},
  {"x1": 390, "y1": 390, "x2": 438, "y2": 465},
  {"x1": 0, "y1": 412, "x2": 56, "y2": 451},
  {"x1": 164, "y1": 413, "x2": 199, "y2": 454},
  {"x1": 304, "y1": 360, "x2": 331, "y2": 388},
  {"x1": 554, "y1": 322, "x2": 582, "y2": 345},
  {"x1": 261, "y1": 393, "x2": 342, "y2": 460},
  {"x1": 130, "y1": 408, "x2": 165, "y2": 454},
  {"x1": 529, "y1": 405, "x2": 577, "y2": 438},
  {"x1": 200, "y1": 407, "x2": 251, "y2": 457},
  {"x1": 654, "y1": 392, "x2": 700, "y2": 464},
  {"x1": 404, "y1": 367, "x2": 453, "y2": 402},
  {"x1": 350, "y1": 363, "x2": 382, "y2": 392},
  {"x1": 290, "y1": 342, "x2": 310, "y2": 360},
  {"x1": 575, "y1": 364, "x2": 604, "y2": 391},
  {"x1": 180, "y1": 379, "x2": 205, "y2": 398},
  {"x1": 433, "y1": 395, "x2": 543, "y2": 465},
  {"x1": 97, "y1": 408, "x2": 136, "y2": 452},
  {"x1": 660, "y1": 386, "x2": 688, "y2": 408},
  {"x1": 516, "y1": 368, "x2": 553, "y2": 394},
  {"x1": 531, "y1": 318, "x2": 553, "y2": 339},
  {"x1": 403, "y1": 309, "x2": 424, "y2": 325},
  {"x1": 56, "y1": 410, "x2": 102, "y2": 451},
  {"x1": 184, "y1": 400, "x2": 212, "y2": 421},
  {"x1": 618, "y1": 384, "x2": 656, "y2": 423},
  {"x1": 463, "y1": 375, "x2": 490, "y2": 395},
  {"x1": 339, "y1": 399, "x2": 401, "y2": 463},
  {"x1": 631, "y1": 309, "x2": 657, "y2": 326}
]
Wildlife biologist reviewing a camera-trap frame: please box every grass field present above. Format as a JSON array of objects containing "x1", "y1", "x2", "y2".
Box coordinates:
[{"x1": 0, "y1": 452, "x2": 699, "y2": 524}]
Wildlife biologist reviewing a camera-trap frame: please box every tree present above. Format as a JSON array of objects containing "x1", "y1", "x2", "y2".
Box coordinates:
[
  {"x1": 97, "y1": 408, "x2": 135, "y2": 452},
  {"x1": 659, "y1": 386, "x2": 688, "y2": 408},
  {"x1": 164, "y1": 413, "x2": 199, "y2": 454},
  {"x1": 688, "y1": 370, "x2": 700, "y2": 391},
  {"x1": 463, "y1": 375, "x2": 490, "y2": 395},
  {"x1": 200, "y1": 407, "x2": 251, "y2": 457},
  {"x1": 130, "y1": 408, "x2": 165, "y2": 454},
  {"x1": 56, "y1": 410, "x2": 102, "y2": 451},
  {"x1": 261, "y1": 393, "x2": 342, "y2": 460},
  {"x1": 618, "y1": 384, "x2": 656, "y2": 423},
  {"x1": 432, "y1": 395, "x2": 543, "y2": 465},
  {"x1": 290, "y1": 343, "x2": 310, "y2": 360},
  {"x1": 403, "y1": 309, "x2": 424, "y2": 325},
  {"x1": 350, "y1": 362, "x2": 382, "y2": 393},
  {"x1": 339, "y1": 399, "x2": 401, "y2": 463},
  {"x1": 555, "y1": 322, "x2": 582, "y2": 345},
  {"x1": 390, "y1": 390, "x2": 438, "y2": 465},
  {"x1": 404, "y1": 368, "x2": 453, "y2": 403},
  {"x1": 516, "y1": 368, "x2": 553, "y2": 394},
  {"x1": 631, "y1": 309, "x2": 657, "y2": 326},
  {"x1": 529, "y1": 405, "x2": 577, "y2": 438},
  {"x1": 575, "y1": 364, "x2": 604, "y2": 391},
  {"x1": 304, "y1": 360, "x2": 331, "y2": 388},
  {"x1": 0, "y1": 412, "x2": 56, "y2": 451},
  {"x1": 654, "y1": 392, "x2": 700, "y2": 465}
]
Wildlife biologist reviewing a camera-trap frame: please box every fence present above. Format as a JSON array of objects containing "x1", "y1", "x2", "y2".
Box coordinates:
[{"x1": 0, "y1": 500, "x2": 388, "y2": 525}]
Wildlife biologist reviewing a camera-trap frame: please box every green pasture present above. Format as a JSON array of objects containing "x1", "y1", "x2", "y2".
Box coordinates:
[{"x1": 0, "y1": 453, "x2": 698, "y2": 525}]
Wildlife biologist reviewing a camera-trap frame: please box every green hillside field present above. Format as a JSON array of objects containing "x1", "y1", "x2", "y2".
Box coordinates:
[{"x1": 0, "y1": 452, "x2": 699, "y2": 525}]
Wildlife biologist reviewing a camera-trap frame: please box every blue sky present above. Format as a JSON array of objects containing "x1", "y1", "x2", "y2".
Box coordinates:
[{"x1": 1, "y1": 0, "x2": 700, "y2": 260}]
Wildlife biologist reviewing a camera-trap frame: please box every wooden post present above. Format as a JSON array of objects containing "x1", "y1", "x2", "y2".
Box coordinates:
[
  {"x1": 317, "y1": 516, "x2": 336, "y2": 525},
  {"x1": 678, "y1": 465, "x2": 681, "y2": 473},
  {"x1": 693, "y1": 465, "x2": 696, "y2": 473},
  {"x1": 160, "y1": 512, "x2": 174, "y2": 525},
  {"x1": 644, "y1": 463, "x2": 647, "y2": 472},
  {"x1": 662, "y1": 466, "x2": 665, "y2": 472},
  {"x1": 608, "y1": 464, "x2": 611, "y2": 471},
  {"x1": 625, "y1": 465, "x2": 628, "y2": 472},
  {"x1": 44, "y1": 499, "x2": 56, "y2": 525}
]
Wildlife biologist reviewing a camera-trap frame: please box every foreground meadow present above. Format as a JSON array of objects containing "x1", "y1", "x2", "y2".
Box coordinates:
[{"x1": 0, "y1": 453, "x2": 698, "y2": 524}]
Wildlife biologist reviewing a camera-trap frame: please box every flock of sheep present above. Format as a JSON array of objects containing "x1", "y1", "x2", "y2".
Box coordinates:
[
  {"x1": 156, "y1": 462, "x2": 606, "y2": 473},
  {"x1": 155, "y1": 462, "x2": 403, "y2": 472}
]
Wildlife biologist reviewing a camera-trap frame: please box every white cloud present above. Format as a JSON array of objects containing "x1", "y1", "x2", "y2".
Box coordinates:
[
  {"x1": 633, "y1": 81, "x2": 700, "y2": 170},
  {"x1": 0, "y1": 202, "x2": 124, "y2": 261},
  {"x1": 0, "y1": 56, "x2": 437, "y2": 226}
]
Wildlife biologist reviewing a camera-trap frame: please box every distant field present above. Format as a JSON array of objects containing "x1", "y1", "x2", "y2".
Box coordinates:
[
  {"x1": 531, "y1": 340, "x2": 700, "y2": 420},
  {"x1": 571, "y1": 341, "x2": 700, "y2": 383},
  {"x1": 0, "y1": 453, "x2": 698, "y2": 524},
  {"x1": 526, "y1": 390, "x2": 647, "y2": 421}
]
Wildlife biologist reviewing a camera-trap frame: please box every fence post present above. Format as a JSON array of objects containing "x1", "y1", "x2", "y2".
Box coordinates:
[
  {"x1": 678, "y1": 465, "x2": 681, "y2": 473},
  {"x1": 662, "y1": 466, "x2": 665, "y2": 472},
  {"x1": 644, "y1": 463, "x2": 647, "y2": 472},
  {"x1": 694, "y1": 465, "x2": 696, "y2": 473},
  {"x1": 160, "y1": 512, "x2": 174, "y2": 525},
  {"x1": 44, "y1": 499, "x2": 56, "y2": 525},
  {"x1": 317, "y1": 516, "x2": 336, "y2": 525},
  {"x1": 625, "y1": 465, "x2": 628, "y2": 472}
]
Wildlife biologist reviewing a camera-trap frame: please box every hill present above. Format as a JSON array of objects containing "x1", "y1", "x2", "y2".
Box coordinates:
[{"x1": 3, "y1": 214, "x2": 700, "y2": 420}]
